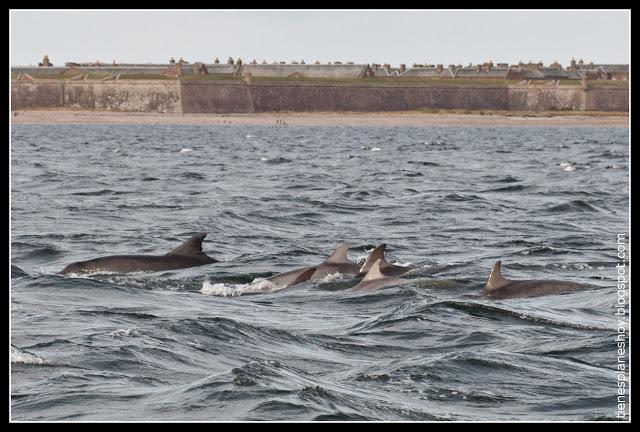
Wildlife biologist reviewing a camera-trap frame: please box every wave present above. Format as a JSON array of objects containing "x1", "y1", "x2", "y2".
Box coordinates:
[
  {"x1": 201, "y1": 278, "x2": 284, "y2": 297},
  {"x1": 540, "y1": 200, "x2": 600, "y2": 214},
  {"x1": 11, "y1": 345, "x2": 47, "y2": 365},
  {"x1": 482, "y1": 184, "x2": 527, "y2": 193}
]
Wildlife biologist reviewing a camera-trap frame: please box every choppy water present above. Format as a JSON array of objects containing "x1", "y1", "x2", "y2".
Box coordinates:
[{"x1": 11, "y1": 124, "x2": 629, "y2": 421}]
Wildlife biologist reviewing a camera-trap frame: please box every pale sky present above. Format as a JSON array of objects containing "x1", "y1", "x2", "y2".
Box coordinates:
[{"x1": 10, "y1": 10, "x2": 630, "y2": 67}]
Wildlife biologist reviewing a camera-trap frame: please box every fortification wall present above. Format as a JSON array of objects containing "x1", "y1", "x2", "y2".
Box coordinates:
[
  {"x1": 584, "y1": 87, "x2": 629, "y2": 111},
  {"x1": 11, "y1": 80, "x2": 629, "y2": 113},
  {"x1": 180, "y1": 82, "x2": 253, "y2": 113},
  {"x1": 11, "y1": 81, "x2": 64, "y2": 109},
  {"x1": 508, "y1": 86, "x2": 586, "y2": 111},
  {"x1": 249, "y1": 83, "x2": 510, "y2": 112},
  {"x1": 64, "y1": 81, "x2": 182, "y2": 112}
]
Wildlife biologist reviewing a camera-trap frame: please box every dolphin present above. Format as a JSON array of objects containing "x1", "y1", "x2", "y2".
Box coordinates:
[
  {"x1": 351, "y1": 259, "x2": 411, "y2": 292},
  {"x1": 355, "y1": 244, "x2": 413, "y2": 278},
  {"x1": 264, "y1": 242, "x2": 366, "y2": 286},
  {"x1": 266, "y1": 266, "x2": 318, "y2": 288},
  {"x1": 483, "y1": 260, "x2": 587, "y2": 299},
  {"x1": 60, "y1": 232, "x2": 218, "y2": 275},
  {"x1": 308, "y1": 242, "x2": 363, "y2": 280}
]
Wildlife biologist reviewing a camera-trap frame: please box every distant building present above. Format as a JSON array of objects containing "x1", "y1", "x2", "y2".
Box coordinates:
[
  {"x1": 241, "y1": 63, "x2": 374, "y2": 79},
  {"x1": 593, "y1": 64, "x2": 629, "y2": 81}
]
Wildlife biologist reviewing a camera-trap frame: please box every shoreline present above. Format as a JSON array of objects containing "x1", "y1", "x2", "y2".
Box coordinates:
[{"x1": 10, "y1": 110, "x2": 630, "y2": 127}]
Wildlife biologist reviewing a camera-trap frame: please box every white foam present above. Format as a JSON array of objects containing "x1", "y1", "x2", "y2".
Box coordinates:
[
  {"x1": 318, "y1": 272, "x2": 346, "y2": 283},
  {"x1": 11, "y1": 346, "x2": 46, "y2": 365},
  {"x1": 179, "y1": 148, "x2": 192, "y2": 154},
  {"x1": 563, "y1": 165, "x2": 576, "y2": 172},
  {"x1": 110, "y1": 328, "x2": 137, "y2": 337},
  {"x1": 201, "y1": 278, "x2": 283, "y2": 297},
  {"x1": 260, "y1": 157, "x2": 269, "y2": 161},
  {"x1": 559, "y1": 161, "x2": 574, "y2": 168},
  {"x1": 355, "y1": 254, "x2": 369, "y2": 264},
  {"x1": 370, "y1": 147, "x2": 382, "y2": 152},
  {"x1": 245, "y1": 134, "x2": 254, "y2": 138}
]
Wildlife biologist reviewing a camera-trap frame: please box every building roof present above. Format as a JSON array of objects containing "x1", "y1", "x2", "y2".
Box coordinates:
[
  {"x1": 592, "y1": 64, "x2": 629, "y2": 73},
  {"x1": 454, "y1": 68, "x2": 509, "y2": 78},
  {"x1": 241, "y1": 64, "x2": 371, "y2": 78},
  {"x1": 539, "y1": 67, "x2": 569, "y2": 79},
  {"x1": 402, "y1": 67, "x2": 456, "y2": 78}
]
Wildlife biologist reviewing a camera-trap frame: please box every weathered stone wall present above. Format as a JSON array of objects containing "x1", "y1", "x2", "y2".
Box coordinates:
[
  {"x1": 11, "y1": 80, "x2": 629, "y2": 113},
  {"x1": 180, "y1": 82, "x2": 253, "y2": 113},
  {"x1": 584, "y1": 87, "x2": 629, "y2": 111},
  {"x1": 507, "y1": 86, "x2": 628, "y2": 111},
  {"x1": 64, "y1": 81, "x2": 182, "y2": 112},
  {"x1": 248, "y1": 83, "x2": 510, "y2": 112},
  {"x1": 11, "y1": 81, "x2": 64, "y2": 109},
  {"x1": 508, "y1": 86, "x2": 586, "y2": 111}
]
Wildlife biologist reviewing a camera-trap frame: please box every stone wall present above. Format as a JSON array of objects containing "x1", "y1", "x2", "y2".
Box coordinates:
[
  {"x1": 180, "y1": 81, "x2": 253, "y2": 113},
  {"x1": 11, "y1": 80, "x2": 629, "y2": 113},
  {"x1": 11, "y1": 81, "x2": 64, "y2": 109},
  {"x1": 584, "y1": 87, "x2": 629, "y2": 112},
  {"x1": 508, "y1": 86, "x2": 586, "y2": 111},
  {"x1": 64, "y1": 81, "x2": 182, "y2": 112},
  {"x1": 12, "y1": 81, "x2": 182, "y2": 113},
  {"x1": 247, "y1": 83, "x2": 510, "y2": 112}
]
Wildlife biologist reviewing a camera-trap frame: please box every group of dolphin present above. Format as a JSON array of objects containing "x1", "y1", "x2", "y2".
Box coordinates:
[{"x1": 60, "y1": 232, "x2": 588, "y2": 299}]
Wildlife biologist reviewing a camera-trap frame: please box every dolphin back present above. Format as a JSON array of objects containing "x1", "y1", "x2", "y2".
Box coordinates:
[{"x1": 167, "y1": 232, "x2": 217, "y2": 262}]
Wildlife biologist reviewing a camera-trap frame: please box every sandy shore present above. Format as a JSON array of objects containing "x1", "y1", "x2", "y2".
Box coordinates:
[{"x1": 11, "y1": 110, "x2": 629, "y2": 127}]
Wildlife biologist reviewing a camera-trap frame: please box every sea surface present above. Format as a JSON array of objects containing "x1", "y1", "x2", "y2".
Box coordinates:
[{"x1": 11, "y1": 124, "x2": 629, "y2": 421}]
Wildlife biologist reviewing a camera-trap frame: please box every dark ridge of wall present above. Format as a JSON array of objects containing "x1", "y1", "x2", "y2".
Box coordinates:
[
  {"x1": 180, "y1": 82, "x2": 253, "y2": 113},
  {"x1": 63, "y1": 82, "x2": 182, "y2": 112},
  {"x1": 584, "y1": 88, "x2": 629, "y2": 112},
  {"x1": 11, "y1": 81, "x2": 64, "y2": 109},
  {"x1": 249, "y1": 84, "x2": 510, "y2": 112},
  {"x1": 12, "y1": 67, "x2": 69, "y2": 76}
]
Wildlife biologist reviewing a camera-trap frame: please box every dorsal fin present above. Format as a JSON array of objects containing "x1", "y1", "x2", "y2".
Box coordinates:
[
  {"x1": 362, "y1": 259, "x2": 386, "y2": 281},
  {"x1": 167, "y1": 233, "x2": 207, "y2": 256},
  {"x1": 359, "y1": 244, "x2": 387, "y2": 274},
  {"x1": 324, "y1": 242, "x2": 352, "y2": 264},
  {"x1": 292, "y1": 267, "x2": 317, "y2": 285},
  {"x1": 486, "y1": 260, "x2": 509, "y2": 291}
]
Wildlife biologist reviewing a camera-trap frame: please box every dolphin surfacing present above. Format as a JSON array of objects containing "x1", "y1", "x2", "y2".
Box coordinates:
[
  {"x1": 351, "y1": 259, "x2": 411, "y2": 292},
  {"x1": 266, "y1": 266, "x2": 318, "y2": 288},
  {"x1": 355, "y1": 244, "x2": 413, "y2": 278},
  {"x1": 483, "y1": 260, "x2": 587, "y2": 299},
  {"x1": 263, "y1": 242, "x2": 367, "y2": 288},
  {"x1": 60, "y1": 232, "x2": 218, "y2": 275}
]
